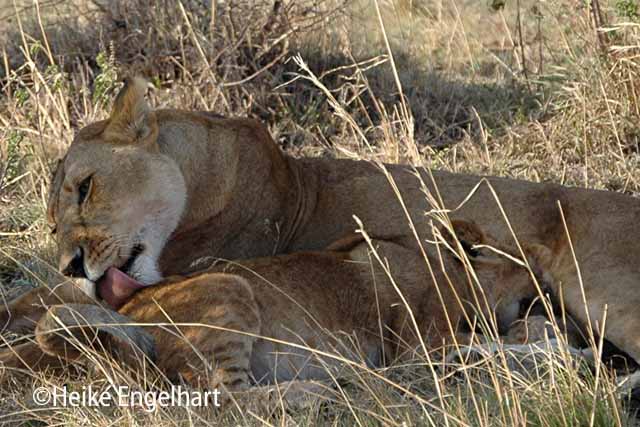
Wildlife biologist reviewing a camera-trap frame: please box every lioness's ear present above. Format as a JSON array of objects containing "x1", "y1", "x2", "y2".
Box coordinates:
[
  {"x1": 47, "y1": 156, "x2": 66, "y2": 230},
  {"x1": 103, "y1": 77, "x2": 157, "y2": 146}
]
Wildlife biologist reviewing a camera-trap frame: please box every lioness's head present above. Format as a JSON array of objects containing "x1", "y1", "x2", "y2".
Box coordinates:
[
  {"x1": 47, "y1": 78, "x2": 186, "y2": 299},
  {"x1": 446, "y1": 220, "x2": 554, "y2": 333}
]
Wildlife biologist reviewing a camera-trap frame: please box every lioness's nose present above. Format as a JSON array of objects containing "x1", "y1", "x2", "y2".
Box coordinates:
[{"x1": 61, "y1": 248, "x2": 87, "y2": 279}]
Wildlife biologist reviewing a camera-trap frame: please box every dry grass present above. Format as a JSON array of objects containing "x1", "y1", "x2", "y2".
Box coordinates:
[{"x1": 1, "y1": 0, "x2": 640, "y2": 425}]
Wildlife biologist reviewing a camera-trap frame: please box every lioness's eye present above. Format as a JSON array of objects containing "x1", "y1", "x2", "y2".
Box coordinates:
[
  {"x1": 49, "y1": 225, "x2": 57, "y2": 235},
  {"x1": 78, "y1": 175, "x2": 92, "y2": 205}
]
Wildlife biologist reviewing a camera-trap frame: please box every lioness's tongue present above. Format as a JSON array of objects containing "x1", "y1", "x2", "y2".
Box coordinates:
[{"x1": 97, "y1": 267, "x2": 145, "y2": 309}]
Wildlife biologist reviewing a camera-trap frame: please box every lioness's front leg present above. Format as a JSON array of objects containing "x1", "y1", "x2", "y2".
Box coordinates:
[
  {"x1": 34, "y1": 304, "x2": 156, "y2": 365},
  {"x1": 0, "y1": 340, "x2": 68, "y2": 376},
  {"x1": 1, "y1": 303, "x2": 156, "y2": 380},
  {"x1": 1, "y1": 280, "x2": 95, "y2": 335}
]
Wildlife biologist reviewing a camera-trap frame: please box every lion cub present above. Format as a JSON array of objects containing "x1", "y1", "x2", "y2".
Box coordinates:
[{"x1": 0, "y1": 221, "x2": 553, "y2": 392}]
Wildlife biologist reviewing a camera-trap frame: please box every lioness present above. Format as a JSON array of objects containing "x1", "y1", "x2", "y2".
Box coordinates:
[
  {"x1": 1, "y1": 222, "x2": 553, "y2": 391},
  {"x1": 10, "y1": 76, "x2": 640, "y2": 364}
]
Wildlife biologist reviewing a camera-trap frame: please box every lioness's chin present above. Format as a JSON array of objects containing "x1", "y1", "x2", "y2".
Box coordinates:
[{"x1": 129, "y1": 253, "x2": 163, "y2": 285}]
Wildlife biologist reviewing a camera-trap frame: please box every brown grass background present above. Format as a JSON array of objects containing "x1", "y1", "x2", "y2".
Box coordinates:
[{"x1": 1, "y1": 0, "x2": 640, "y2": 425}]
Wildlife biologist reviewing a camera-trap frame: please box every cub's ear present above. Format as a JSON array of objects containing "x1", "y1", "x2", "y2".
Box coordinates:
[
  {"x1": 103, "y1": 77, "x2": 157, "y2": 147},
  {"x1": 441, "y1": 220, "x2": 487, "y2": 259},
  {"x1": 524, "y1": 243, "x2": 553, "y2": 272}
]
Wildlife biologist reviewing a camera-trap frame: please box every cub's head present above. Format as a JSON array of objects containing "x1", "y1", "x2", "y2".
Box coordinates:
[
  {"x1": 444, "y1": 220, "x2": 554, "y2": 333},
  {"x1": 47, "y1": 78, "x2": 186, "y2": 300}
]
